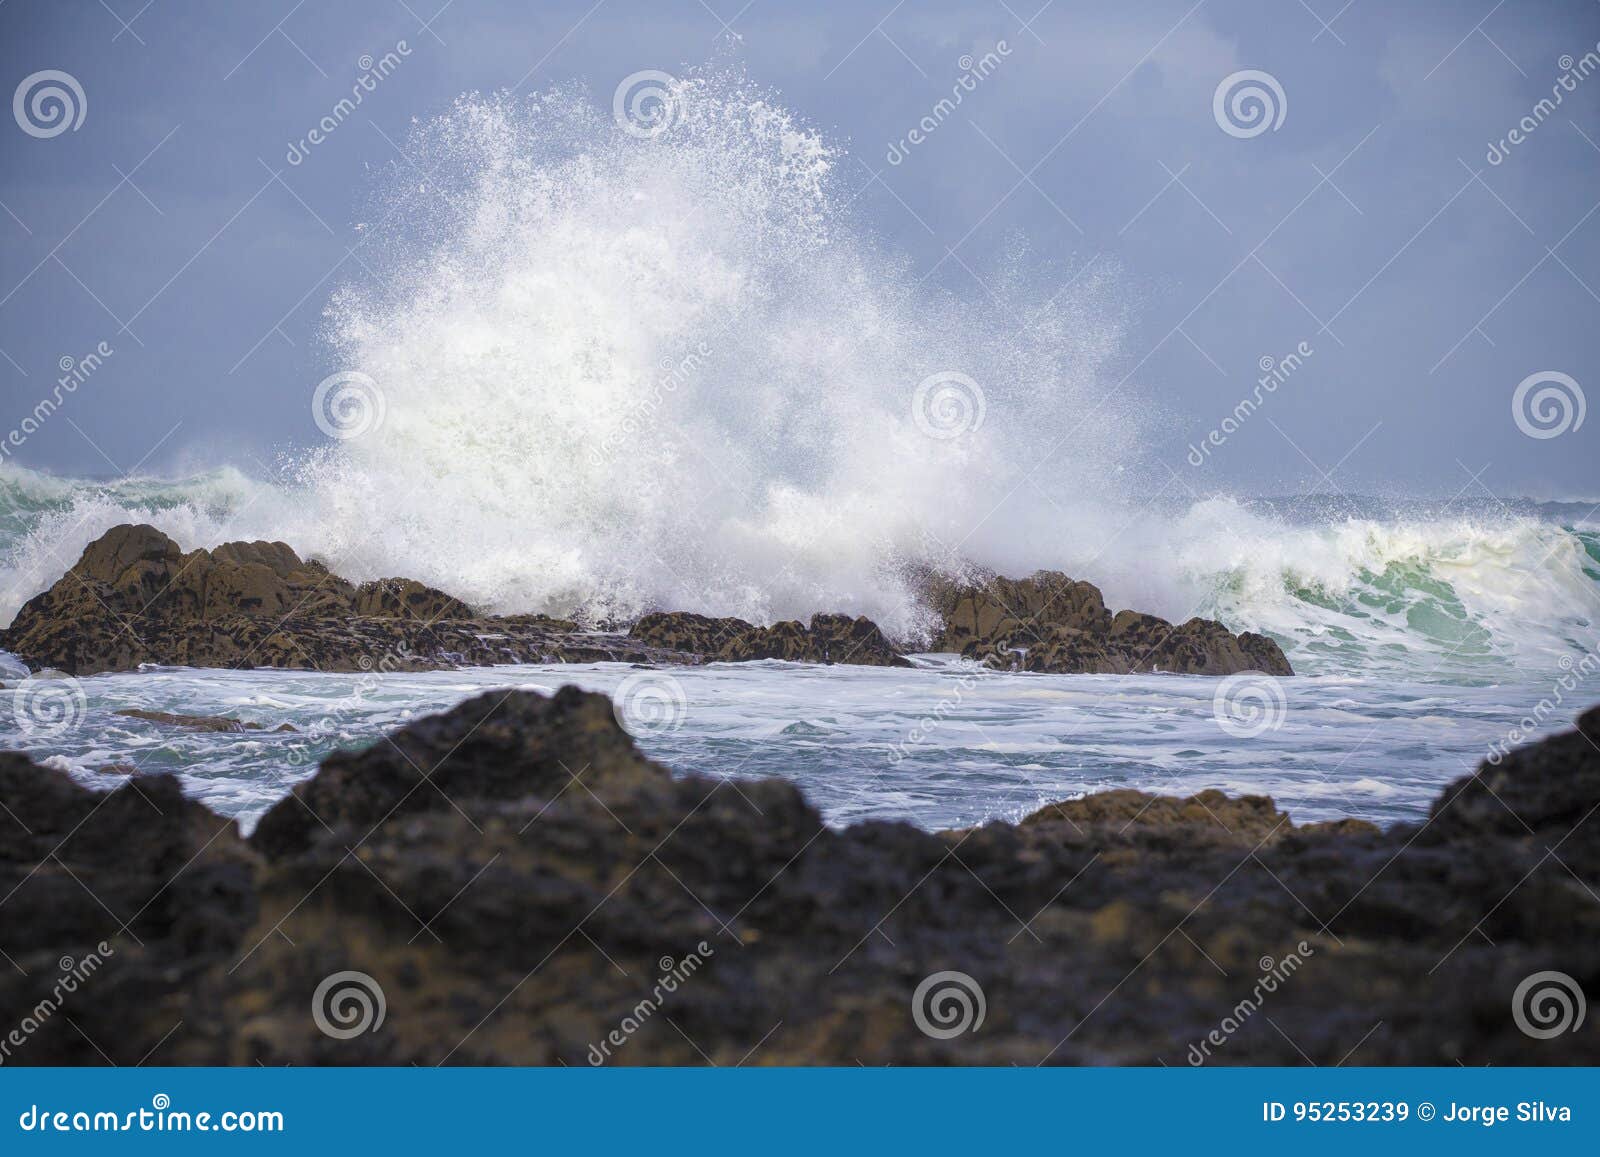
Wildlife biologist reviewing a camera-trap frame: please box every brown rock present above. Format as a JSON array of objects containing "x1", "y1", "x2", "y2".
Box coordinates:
[
  {"x1": 716, "y1": 615, "x2": 909, "y2": 666},
  {"x1": 630, "y1": 611, "x2": 754, "y2": 656},
  {"x1": 352, "y1": 578, "x2": 475, "y2": 621},
  {"x1": 114, "y1": 709, "x2": 295, "y2": 733},
  {"x1": 937, "y1": 571, "x2": 1292, "y2": 677},
  {"x1": 0, "y1": 525, "x2": 683, "y2": 675}
]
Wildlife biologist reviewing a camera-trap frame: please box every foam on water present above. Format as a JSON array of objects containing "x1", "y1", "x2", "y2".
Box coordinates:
[
  {"x1": 0, "y1": 67, "x2": 1594, "y2": 691},
  {"x1": 0, "y1": 658, "x2": 1577, "y2": 834}
]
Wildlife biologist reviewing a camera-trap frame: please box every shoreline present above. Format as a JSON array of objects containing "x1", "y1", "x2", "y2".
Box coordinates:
[
  {"x1": 1, "y1": 654, "x2": 1546, "y2": 834},
  {"x1": 1, "y1": 683, "x2": 1595, "y2": 1065},
  {"x1": 0, "y1": 523, "x2": 1291, "y2": 679}
]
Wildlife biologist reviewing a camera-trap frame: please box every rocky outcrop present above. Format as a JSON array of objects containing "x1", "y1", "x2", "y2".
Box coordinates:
[
  {"x1": 351, "y1": 578, "x2": 475, "y2": 621},
  {"x1": 0, "y1": 526, "x2": 911, "y2": 675},
  {"x1": 0, "y1": 525, "x2": 694, "y2": 675},
  {"x1": 629, "y1": 611, "x2": 754, "y2": 657},
  {"x1": 2, "y1": 690, "x2": 1596, "y2": 1066},
  {"x1": 934, "y1": 570, "x2": 1293, "y2": 676},
  {"x1": 630, "y1": 610, "x2": 910, "y2": 667}
]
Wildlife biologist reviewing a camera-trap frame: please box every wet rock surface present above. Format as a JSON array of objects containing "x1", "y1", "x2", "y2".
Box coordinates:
[
  {"x1": 2, "y1": 528, "x2": 1291, "y2": 679},
  {"x1": 629, "y1": 610, "x2": 910, "y2": 666},
  {"x1": 934, "y1": 570, "x2": 1294, "y2": 676},
  {"x1": 0, "y1": 525, "x2": 701, "y2": 675},
  {"x1": 114, "y1": 708, "x2": 297, "y2": 733},
  {"x1": 2, "y1": 690, "x2": 1595, "y2": 1066},
  {"x1": 0, "y1": 526, "x2": 911, "y2": 675}
]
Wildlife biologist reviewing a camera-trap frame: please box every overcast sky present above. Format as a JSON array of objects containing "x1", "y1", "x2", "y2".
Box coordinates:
[{"x1": 1, "y1": 0, "x2": 1597, "y2": 499}]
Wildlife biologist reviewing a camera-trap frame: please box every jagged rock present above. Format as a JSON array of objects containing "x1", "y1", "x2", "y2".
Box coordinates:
[
  {"x1": 629, "y1": 611, "x2": 753, "y2": 656},
  {"x1": 936, "y1": 571, "x2": 1293, "y2": 676},
  {"x1": 1, "y1": 526, "x2": 908, "y2": 675},
  {"x1": 631, "y1": 610, "x2": 910, "y2": 667},
  {"x1": 716, "y1": 617, "x2": 811, "y2": 662},
  {"x1": 0, "y1": 525, "x2": 692, "y2": 675},
  {"x1": 937, "y1": 570, "x2": 1111, "y2": 653},
  {"x1": 804, "y1": 613, "x2": 910, "y2": 667},
  {"x1": 713, "y1": 615, "x2": 910, "y2": 666},
  {"x1": 2, "y1": 692, "x2": 1596, "y2": 1066},
  {"x1": 352, "y1": 578, "x2": 475, "y2": 621}
]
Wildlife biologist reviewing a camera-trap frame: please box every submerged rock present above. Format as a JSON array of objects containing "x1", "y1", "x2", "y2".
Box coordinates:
[
  {"x1": 115, "y1": 708, "x2": 297, "y2": 733},
  {"x1": 1, "y1": 691, "x2": 1595, "y2": 1066},
  {"x1": 934, "y1": 570, "x2": 1293, "y2": 676}
]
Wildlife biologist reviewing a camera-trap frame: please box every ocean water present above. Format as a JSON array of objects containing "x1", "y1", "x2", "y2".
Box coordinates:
[
  {"x1": 1, "y1": 470, "x2": 1596, "y2": 834},
  {"x1": 0, "y1": 650, "x2": 1592, "y2": 835},
  {"x1": 1, "y1": 70, "x2": 1597, "y2": 833}
]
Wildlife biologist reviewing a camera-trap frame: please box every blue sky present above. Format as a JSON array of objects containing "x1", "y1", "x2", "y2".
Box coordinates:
[{"x1": 1, "y1": 0, "x2": 1597, "y2": 498}]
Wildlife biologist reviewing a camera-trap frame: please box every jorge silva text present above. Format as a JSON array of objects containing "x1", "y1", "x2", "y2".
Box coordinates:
[{"x1": 1262, "y1": 1102, "x2": 1573, "y2": 1125}]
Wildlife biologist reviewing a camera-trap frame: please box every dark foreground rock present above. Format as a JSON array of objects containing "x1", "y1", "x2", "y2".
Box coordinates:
[
  {"x1": 934, "y1": 570, "x2": 1293, "y2": 676},
  {"x1": 2, "y1": 690, "x2": 1596, "y2": 1066}
]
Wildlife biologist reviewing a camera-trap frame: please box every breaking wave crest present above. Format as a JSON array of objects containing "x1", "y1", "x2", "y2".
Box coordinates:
[{"x1": 1, "y1": 69, "x2": 1595, "y2": 682}]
